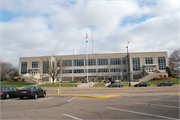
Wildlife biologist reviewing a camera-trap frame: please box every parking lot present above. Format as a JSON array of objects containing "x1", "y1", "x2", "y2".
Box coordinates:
[{"x1": 1, "y1": 94, "x2": 179, "y2": 119}]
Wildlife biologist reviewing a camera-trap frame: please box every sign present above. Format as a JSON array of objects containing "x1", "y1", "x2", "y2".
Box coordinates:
[
  {"x1": 58, "y1": 76, "x2": 61, "y2": 81},
  {"x1": 116, "y1": 73, "x2": 118, "y2": 76}
]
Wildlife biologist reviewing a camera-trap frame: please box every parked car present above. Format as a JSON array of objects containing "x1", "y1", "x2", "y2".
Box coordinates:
[
  {"x1": 157, "y1": 81, "x2": 175, "y2": 86},
  {"x1": 134, "y1": 82, "x2": 151, "y2": 87},
  {"x1": 0, "y1": 86, "x2": 19, "y2": 99},
  {"x1": 107, "y1": 82, "x2": 124, "y2": 87},
  {"x1": 18, "y1": 86, "x2": 46, "y2": 99}
]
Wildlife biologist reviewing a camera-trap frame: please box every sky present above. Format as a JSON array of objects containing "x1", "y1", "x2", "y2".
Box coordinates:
[{"x1": 0, "y1": 0, "x2": 179, "y2": 68}]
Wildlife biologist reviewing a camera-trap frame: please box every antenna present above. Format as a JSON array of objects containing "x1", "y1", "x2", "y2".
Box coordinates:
[{"x1": 91, "y1": 11, "x2": 94, "y2": 54}]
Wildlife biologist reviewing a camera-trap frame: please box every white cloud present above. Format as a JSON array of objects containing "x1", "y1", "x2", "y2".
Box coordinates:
[{"x1": 0, "y1": 0, "x2": 179, "y2": 67}]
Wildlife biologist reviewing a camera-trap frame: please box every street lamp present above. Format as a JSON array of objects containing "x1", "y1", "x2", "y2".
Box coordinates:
[{"x1": 126, "y1": 42, "x2": 131, "y2": 87}]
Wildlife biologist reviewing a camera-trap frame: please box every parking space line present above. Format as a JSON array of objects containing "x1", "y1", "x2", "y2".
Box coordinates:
[
  {"x1": 68, "y1": 97, "x2": 77, "y2": 102},
  {"x1": 134, "y1": 102, "x2": 179, "y2": 109},
  {"x1": 153, "y1": 99, "x2": 179, "y2": 102},
  {"x1": 36, "y1": 97, "x2": 54, "y2": 102},
  {"x1": 63, "y1": 113, "x2": 82, "y2": 120},
  {"x1": 4, "y1": 98, "x2": 20, "y2": 101},
  {"x1": 106, "y1": 107, "x2": 178, "y2": 120}
]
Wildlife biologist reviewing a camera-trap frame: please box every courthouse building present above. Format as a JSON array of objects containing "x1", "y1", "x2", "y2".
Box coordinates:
[{"x1": 19, "y1": 51, "x2": 168, "y2": 83}]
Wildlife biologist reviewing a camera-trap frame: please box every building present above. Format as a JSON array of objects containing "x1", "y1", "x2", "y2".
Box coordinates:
[{"x1": 19, "y1": 51, "x2": 168, "y2": 83}]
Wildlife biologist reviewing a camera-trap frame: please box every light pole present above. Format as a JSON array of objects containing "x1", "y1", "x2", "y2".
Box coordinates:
[{"x1": 126, "y1": 42, "x2": 131, "y2": 87}]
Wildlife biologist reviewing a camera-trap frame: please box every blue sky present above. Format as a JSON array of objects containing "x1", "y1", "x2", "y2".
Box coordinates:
[{"x1": 0, "y1": 0, "x2": 179, "y2": 67}]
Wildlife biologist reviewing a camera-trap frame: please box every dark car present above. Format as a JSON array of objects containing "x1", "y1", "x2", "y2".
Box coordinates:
[
  {"x1": 157, "y1": 81, "x2": 175, "y2": 86},
  {"x1": 108, "y1": 82, "x2": 124, "y2": 88},
  {"x1": 134, "y1": 82, "x2": 151, "y2": 87},
  {"x1": 0, "y1": 86, "x2": 19, "y2": 99},
  {"x1": 17, "y1": 86, "x2": 46, "y2": 99}
]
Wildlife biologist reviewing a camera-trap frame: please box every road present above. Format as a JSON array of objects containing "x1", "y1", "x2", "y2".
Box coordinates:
[{"x1": 1, "y1": 88, "x2": 180, "y2": 120}]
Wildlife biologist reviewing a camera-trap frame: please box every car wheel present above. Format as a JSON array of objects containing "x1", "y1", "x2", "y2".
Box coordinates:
[
  {"x1": 146, "y1": 85, "x2": 148, "y2": 87},
  {"x1": 119, "y1": 85, "x2": 121, "y2": 88},
  {"x1": 20, "y1": 97, "x2": 23, "y2": 99},
  {"x1": 34, "y1": 94, "x2": 38, "y2": 99},
  {"x1": 5, "y1": 94, "x2": 10, "y2": 99},
  {"x1": 43, "y1": 93, "x2": 46, "y2": 97}
]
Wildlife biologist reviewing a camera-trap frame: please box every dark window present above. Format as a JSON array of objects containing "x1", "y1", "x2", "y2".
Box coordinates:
[
  {"x1": 123, "y1": 68, "x2": 127, "y2": 72},
  {"x1": 122, "y1": 58, "x2": 126, "y2": 65},
  {"x1": 62, "y1": 70, "x2": 72, "y2": 74},
  {"x1": 98, "y1": 59, "x2": 108, "y2": 65},
  {"x1": 43, "y1": 61, "x2": 49, "y2": 73},
  {"x1": 158, "y1": 57, "x2": 166, "y2": 70},
  {"x1": 32, "y1": 61, "x2": 38, "y2": 68},
  {"x1": 21, "y1": 62, "x2": 27, "y2": 74},
  {"x1": 85, "y1": 69, "x2": 96, "y2": 73},
  {"x1": 133, "y1": 58, "x2": 141, "y2": 71},
  {"x1": 85, "y1": 59, "x2": 96, "y2": 66},
  {"x1": 110, "y1": 68, "x2": 121, "y2": 72},
  {"x1": 62, "y1": 60, "x2": 72, "y2": 66},
  {"x1": 110, "y1": 58, "x2": 121, "y2": 65},
  {"x1": 98, "y1": 69, "x2": 109, "y2": 73},
  {"x1": 145, "y1": 57, "x2": 153, "y2": 64},
  {"x1": 74, "y1": 60, "x2": 84, "y2": 66},
  {"x1": 73, "y1": 69, "x2": 84, "y2": 73}
]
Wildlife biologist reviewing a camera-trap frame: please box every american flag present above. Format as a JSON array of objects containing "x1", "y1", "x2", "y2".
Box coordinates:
[{"x1": 85, "y1": 33, "x2": 88, "y2": 39}]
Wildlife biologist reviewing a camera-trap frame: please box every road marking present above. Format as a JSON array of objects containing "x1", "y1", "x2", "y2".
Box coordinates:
[
  {"x1": 36, "y1": 97, "x2": 54, "y2": 102},
  {"x1": 68, "y1": 97, "x2": 77, "y2": 102},
  {"x1": 106, "y1": 107, "x2": 178, "y2": 120},
  {"x1": 63, "y1": 113, "x2": 82, "y2": 120},
  {"x1": 134, "y1": 102, "x2": 180, "y2": 109},
  {"x1": 4, "y1": 98, "x2": 20, "y2": 101},
  {"x1": 153, "y1": 99, "x2": 180, "y2": 102}
]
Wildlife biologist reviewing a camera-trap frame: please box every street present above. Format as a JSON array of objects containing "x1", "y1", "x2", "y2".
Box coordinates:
[{"x1": 1, "y1": 88, "x2": 180, "y2": 120}]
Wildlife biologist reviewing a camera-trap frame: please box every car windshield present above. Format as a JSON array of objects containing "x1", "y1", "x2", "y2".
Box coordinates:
[
  {"x1": 22, "y1": 86, "x2": 35, "y2": 90},
  {"x1": 0, "y1": 86, "x2": 7, "y2": 90}
]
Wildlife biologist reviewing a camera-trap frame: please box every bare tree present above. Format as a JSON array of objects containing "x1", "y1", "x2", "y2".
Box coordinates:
[
  {"x1": 169, "y1": 49, "x2": 180, "y2": 73},
  {"x1": 40, "y1": 56, "x2": 66, "y2": 85},
  {"x1": 0, "y1": 58, "x2": 17, "y2": 80}
]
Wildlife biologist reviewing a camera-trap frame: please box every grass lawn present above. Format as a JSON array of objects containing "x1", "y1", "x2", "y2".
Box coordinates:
[
  {"x1": 38, "y1": 82, "x2": 80, "y2": 87},
  {"x1": 93, "y1": 82, "x2": 106, "y2": 87},
  {"x1": 147, "y1": 77, "x2": 179, "y2": 85},
  {"x1": 0, "y1": 81, "x2": 35, "y2": 87}
]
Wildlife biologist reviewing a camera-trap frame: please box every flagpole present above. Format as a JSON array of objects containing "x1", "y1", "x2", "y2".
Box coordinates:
[{"x1": 86, "y1": 33, "x2": 88, "y2": 83}]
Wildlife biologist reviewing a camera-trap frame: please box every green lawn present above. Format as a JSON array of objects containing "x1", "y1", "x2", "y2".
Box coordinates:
[
  {"x1": 93, "y1": 82, "x2": 106, "y2": 87},
  {"x1": 147, "y1": 77, "x2": 179, "y2": 85},
  {"x1": 38, "y1": 82, "x2": 80, "y2": 87},
  {"x1": 0, "y1": 81, "x2": 35, "y2": 87}
]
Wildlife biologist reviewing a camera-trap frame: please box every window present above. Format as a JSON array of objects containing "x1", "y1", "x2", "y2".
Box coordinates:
[
  {"x1": 85, "y1": 59, "x2": 96, "y2": 66},
  {"x1": 110, "y1": 58, "x2": 121, "y2": 65},
  {"x1": 62, "y1": 70, "x2": 72, "y2": 74},
  {"x1": 62, "y1": 60, "x2": 72, "y2": 66},
  {"x1": 158, "y1": 57, "x2": 166, "y2": 70},
  {"x1": 43, "y1": 61, "x2": 49, "y2": 73},
  {"x1": 145, "y1": 57, "x2": 153, "y2": 64},
  {"x1": 98, "y1": 59, "x2": 108, "y2": 65},
  {"x1": 74, "y1": 60, "x2": 84, "y2": 66},
  {"x1": 85, "y1": 69, "x2": 96, "y2": 73},
  {"x1": 32, "y1": 61, "x2": 38, "y2": 68},
  {"x1": 133, "y1": 75, "x2": 141, "y2": 79},
  {"x1": 21, "y1": 62, "x2": 27, "y2": 74},
  {"x1": 57, "y1": 60, "x2": 61, "y2": 67},
  {"x1": 110, "y1": 68, "x2": 121, "y2": 72},
  {"x1": 123, "y1": 68, "x2": 127, "y2": 72},
  {"x1": 73, "y1": 69, "x2": 84, "y2": 73},
  {"x1": 133, "y1": 58, "x2": 141, "y2": 71},
  {"x1": 122, "y1": 58, "x2": 126, "y2": 65},
  {"x1": 98, "y1": 69, "x2": 109, "y2": 73}
]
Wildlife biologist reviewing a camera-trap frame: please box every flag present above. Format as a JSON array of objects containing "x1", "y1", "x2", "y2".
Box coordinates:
[
  {"x1": 85, "y1": 33, "x2": 88, "y2": 39},
  {"x1": 104, "y1": 72, "x2": 106, "y2": 76}
]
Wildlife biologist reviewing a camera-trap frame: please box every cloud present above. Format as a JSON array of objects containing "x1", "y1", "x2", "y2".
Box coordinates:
[{"x1": 0, "y1": 0, "x2": 179, "y2": 67}]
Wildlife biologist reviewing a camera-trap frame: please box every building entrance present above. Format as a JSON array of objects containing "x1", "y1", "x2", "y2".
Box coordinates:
[{"x1": 146, "y1": 67, "x2": 154, "y2": 72}]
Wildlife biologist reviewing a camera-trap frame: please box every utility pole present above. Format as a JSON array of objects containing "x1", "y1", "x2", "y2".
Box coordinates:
[{"x1": 126, "y1": 42, "x2": 131, "y2": 87}]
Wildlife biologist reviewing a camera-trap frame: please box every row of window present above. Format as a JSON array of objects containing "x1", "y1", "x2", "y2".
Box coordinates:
[
  {"x1": 21, "y1": 57, "x2": 166, "y2": 74},
  {"x1": 61, "y1": 68, "x2": 127, "y2": 74}
]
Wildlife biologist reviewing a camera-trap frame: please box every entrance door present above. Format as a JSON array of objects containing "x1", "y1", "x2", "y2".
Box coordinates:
[{"x1": 146, "y1": 67, "x2": 154, "y2": 72}]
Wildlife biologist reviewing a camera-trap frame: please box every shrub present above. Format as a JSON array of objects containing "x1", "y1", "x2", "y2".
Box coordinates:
[
  {"x1": 164, "y1": 75, "x2": 167, "y2": 77},
  {"x1": 14, "y1": 71, "x2": 20, "y2": 77},
  {"x1": 22, "y1": 78, "x2": 25, "y2": 82},
  {"x1": 14, "y1": 78, "x2": 17, "y2": 82}
]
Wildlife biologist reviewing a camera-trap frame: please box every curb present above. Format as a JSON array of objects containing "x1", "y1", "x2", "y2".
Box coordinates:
[
  {"x1": 73, "y1": 95, "x2": 120, "y2": 98},
  {"x1": 166, "y1": 93, "x2": 180, "y2": 96}
]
